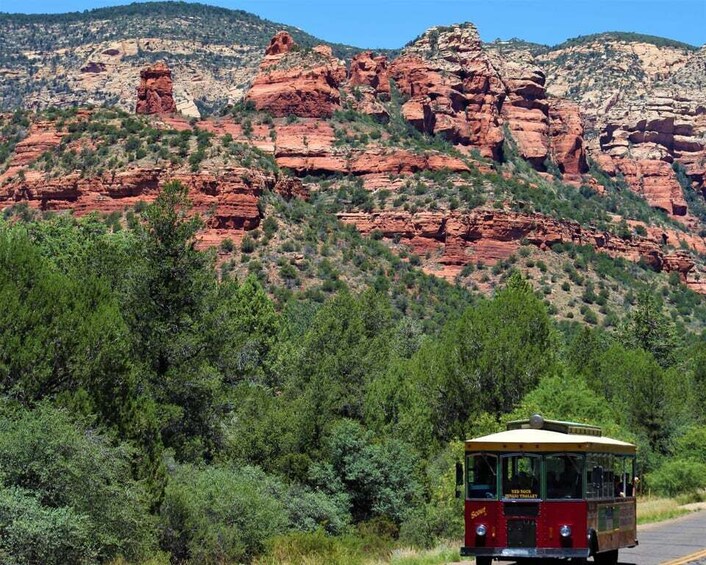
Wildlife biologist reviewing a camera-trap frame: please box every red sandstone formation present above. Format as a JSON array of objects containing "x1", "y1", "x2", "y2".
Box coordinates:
[
  {"x1": 388, "y1": 24, "x2": 589, "y2": 175},
  {"x1": 265, "y1": 31, "x2": 297, "y2": 58},
  {"x1": 265, "y1": 121, "x2": 468, "y2": 178},
  {"x1": 274, "y1": 177, "x2": 309, "y2": 200},
  {"x1": 663, "y1": 251, "x2": 695, "y2": 281},
  {"x1": 498, "y1": 61, "x2": 550, "y2": 168},
  {"x1": 548, "y1": 100, "x2": 588, "y2": 176},
  {"x1": 348, "y1": 51, "x2": 390, "y2": 99},
  {"x1": 246, "y1": 32, "x2": 346, "y2": 119},
  {"x1": 389, "y1": 24, "x2": 507, "y2": 159},
  {"x1": 599, "y1": 158, "x2": 688, "y2": 216},
  {"x1": 337, "y1": 208, "x2": 701, "y2": 287},
  {"x1": 2, "y1": 121, "x2": 63, "y2": 173},
  {"x1": 135, "y1": 62, "x2": 176, "y2": 115}
]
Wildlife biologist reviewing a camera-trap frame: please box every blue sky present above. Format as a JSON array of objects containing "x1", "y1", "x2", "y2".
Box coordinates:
[{"x1": 3, "y1": 0, "x2": 704, "y2": 48}]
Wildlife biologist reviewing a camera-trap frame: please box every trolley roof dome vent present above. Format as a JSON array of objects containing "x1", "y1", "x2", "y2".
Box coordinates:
[{"x1": 506, "y1": 414, "x2": 603, "y2": 437}]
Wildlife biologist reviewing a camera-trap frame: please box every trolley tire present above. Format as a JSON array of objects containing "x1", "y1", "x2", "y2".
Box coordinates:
[
  {"x1": 476, "y1": 558, "x2": 492, "y2": 565},
  {"x1": 594, "y1": 549, "x2": 618, "y2": 565}
]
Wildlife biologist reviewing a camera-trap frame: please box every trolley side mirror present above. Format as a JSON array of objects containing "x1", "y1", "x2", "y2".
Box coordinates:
[{"x1": 455, "y1": 462, "x2": 464, "y2": 499}]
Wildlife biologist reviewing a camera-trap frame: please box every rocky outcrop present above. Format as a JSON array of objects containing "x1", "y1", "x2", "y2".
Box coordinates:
[
  {"x1": 246, "y1": 32, "x2": 347, "y2": 118},
  {"x1": 548, "y1": 100, "x2": 588, "y2": 176},
  {"x1": 663, "y1": 251, "x2": 695, "y2": 281},
  {"x1": 135, "y1": 62, "x2": 176, "y2": 115},
  {"x1": 538, "y1": 35, "x2": 693, "y2": 135},
  {"x1": 1, "y1": 122, "x2": 63, "y2": 172},
  {"x1": 389, "y1": 24, "x2": 506, "y2": 159},
  {"x1": 338, "y1": 208, "x2": 703, "y2": 287},
  {"x1": 272, "y1": 122, "x2": 469, "y2": 177},
  {"x1": 264, "y1": 31, "x2": 297, "y2": 58},
  {"x1": 616, "y1": 158, "x2": 687, "y2": 216},
  {"x1": 236, "y1": 120, "x2": 467, "y2": 179},
  {"x1": 389, "y1": 25, "x2": 591, "y2": 178},
  {"x1": 346, "y1": 51, "x2": 390, "y2": 121},
  {"x1": 597, "y1": 91, "x2": 706, "y2": 190},
  {"x1": 273, "y1": 176, "x2": 309, "y2": 200},
  {"x1": 348, "y1": 52, "x2": 390, "y2": 99}
]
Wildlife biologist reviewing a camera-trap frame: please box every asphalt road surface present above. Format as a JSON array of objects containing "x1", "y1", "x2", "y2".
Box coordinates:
[{"x1": 620, "y1": 510, "x2": 706, "y2": 565}]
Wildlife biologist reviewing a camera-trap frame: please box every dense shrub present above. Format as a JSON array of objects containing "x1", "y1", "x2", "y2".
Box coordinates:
[
  {"x1": 160, "y1": 465, "x2": 288, "y2": 563},
  {"x1": 647, "y1": 459, "x2": 706, "y2": 497},
  {"x1": 0, "y1": 405, "x2": 156, "y2": 562},
  {"x1": 0, "y1": 486, "x2": 95, "y2": 565}
]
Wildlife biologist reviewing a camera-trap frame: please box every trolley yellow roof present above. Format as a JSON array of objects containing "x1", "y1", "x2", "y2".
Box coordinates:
[{"x1": 465, "y1": 416, "x2": 636, "y2": 454}]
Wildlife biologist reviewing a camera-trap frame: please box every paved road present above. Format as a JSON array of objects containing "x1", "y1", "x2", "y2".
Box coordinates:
[{"x1": 620, "y1": 510, "x2": 706, "y2": 565}]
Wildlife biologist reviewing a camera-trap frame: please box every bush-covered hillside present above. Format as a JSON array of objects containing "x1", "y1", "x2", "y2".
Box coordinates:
[{"x1": 1, "y1": 181, "x2": 705, "y2": 563}]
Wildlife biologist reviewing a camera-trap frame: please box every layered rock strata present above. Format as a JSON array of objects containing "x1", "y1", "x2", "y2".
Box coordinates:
[
  {"x1": 338, "y1": 209, "x2": 702, "y2": 290},
  {"x1": 597, "y1": 91, "x2": 706, "y2": 192},
  {"x1": 0, "y1": 167, "x2": 269, "y2": 232}
]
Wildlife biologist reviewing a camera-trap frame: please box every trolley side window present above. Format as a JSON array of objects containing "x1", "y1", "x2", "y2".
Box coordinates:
[
  {"x1": 501, "y1": 454, "x2": 540, "y2": 499},
  {"x1": 466, "y1": 453, "x2": 498, "y2": 499},
  {"x1": 586, "y1": 453, "x2": 637, "y2": 498},
  {"x1": 546, "y1": 454, "x2": 584, "y2": 499}
]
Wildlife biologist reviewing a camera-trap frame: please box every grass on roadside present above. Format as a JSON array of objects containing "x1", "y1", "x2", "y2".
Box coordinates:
[
  {"x1": 387, "y1": 542, "x2": 462, "y2": 564},
  {"x1": 637, "y1": 497, "x2": 693, "y2": 525}
]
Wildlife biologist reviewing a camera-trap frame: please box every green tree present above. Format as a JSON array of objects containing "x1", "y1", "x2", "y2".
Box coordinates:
[
  {"x1": 0, "y1": 486, "x2": 95, "y2": 565},
  {"x1": 453, "y1": 273, "x2": 555, "y2": 416},
  {"x1": 313, "y1": 419, "x2": 422, "y2": 524},
  {"x1": 0, "y1": 229, "x2": 137, "y2": 434},
  {"x1": 368, "y1": 274, "x2": 555, "y2": 452},
  {"x1": 129, "y1": 180, "x2": 222, "y2": 461},
  {"x1": 283, "y1": 290, "x2": 394, "y2": 450},
  {"x1": 506, "y1": 374, "x2": 631, "y2": 441},
  {"x1": 620, "y1": 292, "x2": 678, "y2": 368}
]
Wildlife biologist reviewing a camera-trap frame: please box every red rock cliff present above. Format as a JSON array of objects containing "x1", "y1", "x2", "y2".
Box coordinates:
[{"x1": 548, "y1": 100, "x2": 588, "y2": 176}]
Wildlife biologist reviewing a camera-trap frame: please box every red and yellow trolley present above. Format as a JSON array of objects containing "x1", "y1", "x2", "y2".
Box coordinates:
[{"x1": 459, "y1": 415, "x2": 637, "y2": 564}]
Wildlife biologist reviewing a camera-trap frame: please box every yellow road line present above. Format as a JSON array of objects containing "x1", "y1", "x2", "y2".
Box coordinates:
[{"x1": 662, "y1": 548, "x2": 706, "y2": 565}]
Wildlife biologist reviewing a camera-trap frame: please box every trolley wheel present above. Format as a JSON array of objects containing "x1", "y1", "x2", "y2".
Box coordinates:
[
  {"x1": 594, "y1": 549, "x2": 618, "y2": 565},
  {"x1": 475, "y1": 557, "x2": 492, "y2": 565}
]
